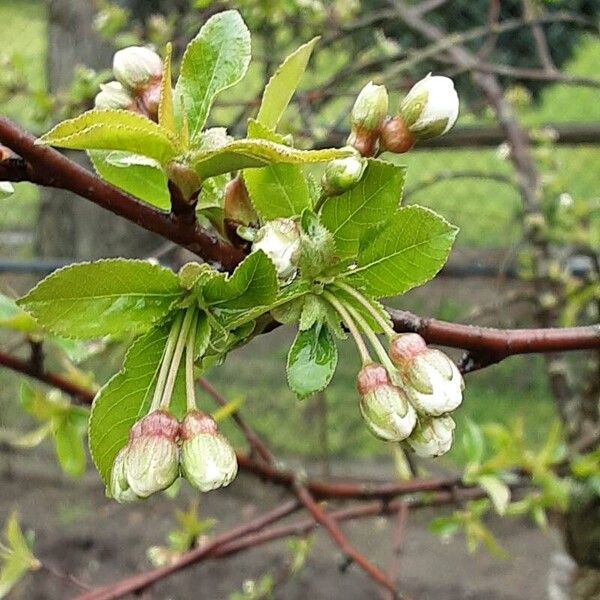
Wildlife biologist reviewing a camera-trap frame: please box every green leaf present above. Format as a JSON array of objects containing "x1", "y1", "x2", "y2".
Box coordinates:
[
  {"x1": 463, "y1": 419, "x2": 485, "y2": 465},
  {"x1": 345, "y1": 206, "x2": 458, "y2": 298},
  {"x1": 38, "y1": 110, "x2": 178, "y2": 164},
  {"x1": 89, "y1": 326, "x2": 168, "y2": 485},
  {"x1": 244, "y1": 164, "x2": 311, "y2": 220},
  {"x1": 53, "y1": 413, "x2": 87, "y2": 478},
  {"x1": 256, "y1": 37, "x2": 319, "y2": 130},
  {"x1": 477, "y1": 475, "x2": 511, "y2": 515},
  {"x1": 287, "y1": 322, "x2": 338, "y2": 399},
  {"x1": 0, "y1": 294, "x2": 37, "y2": 333},
  {"x1": 202, "y1": 251, "x2": 278, "y2": 316},
  {"x1": 89, "y1": 151, "x2": 170, "y2": 210},
  {"x1": 190, "y1": 139, "x2": 352, "y2": 180},
  {"x1": 0, "y1": 182, "x2": 14, "y2": 200},
  {"x1": 428, "y1": 516, "x2": 461, "y2": 538},
  {"x1": 320, "y1": 159, "x2": 406, "y2": 259},
  {"x1": 159, "y1": 42, "x2": 176, "y2": 136},
  {"x1": 18, "y1": 259, "x2": 183, "y2": 340},
  {"x1": 176, "y1": 10, "x2": 251, "y2": 141}
]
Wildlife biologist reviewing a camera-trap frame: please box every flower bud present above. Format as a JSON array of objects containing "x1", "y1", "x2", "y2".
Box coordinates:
[
  {"x1": 113, "y1": 46, "x2": 162, "y2": 91},
  {"x1": 124, "y1": 410, "x2": 180, "y2": 498},
  {"x1": 251, "y1": 218, "x2": 301, "y2": 281},
  {"x1": 399, "y1": 75, "x2": 459, "y2": 140},
  {"x1": 357, "y1": 363, "x2": 417, "y2": 442},
  {"x1": 94, "y1": 81, "x2": 135, "y2": 110},
  {"x1": 321, "y1": 154, "x2": 367, "y2": 197},
  {"x1": 407, "y1": 415, "x2": 455, "y2": 457},
  {"x1": 389, "y1": 334, "x2": 463, "y2": 416},
  {"x1": 180, "y1": 411, "x2": 238, "y2": 492},
  {"x1": 109, "y1": 446, "x2": 139, "y2": 503},
  {"x1": 351, "y1": 82, "x2": 389, "y2": 134}
]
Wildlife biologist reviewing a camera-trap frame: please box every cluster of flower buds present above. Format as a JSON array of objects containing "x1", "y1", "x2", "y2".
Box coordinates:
[
  {"x1": 356, "y1": 333, "x2": 464, "y2": 457},
  {"x1": 251, "y1": 218, "x2": 302, "y2": 281},
  {"x1": 347, "y1": 75, "x2": 459, "y2": 158},
  {"x1": 109, "y1": 409, "x2": 237, "y2": 503},
  {"x1": 94, "y1": 46, "x2": 163, "y2": 120}
]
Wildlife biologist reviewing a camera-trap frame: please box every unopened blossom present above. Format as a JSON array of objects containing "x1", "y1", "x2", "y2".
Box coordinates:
[
  {"x1": 94, "y1": 81, "x2": 135, "y2": 110},
  {"x1": 357, "y1": 363, "x2": 417, "y2": 442},
  {"x1": 347, "y1": 82, "x2": 389, "y2": 156},
  {"x1": 251, "y1": 218, "x2": 301, "y2": 281},
  {"x1": 408, "y1": 415, "x2": 456, "y2": 457},
  {"x1": 113, "y1": 46, "x2": 162, "y2": 91},
  {"x1": 389, "y1": 333, "x2": 463, "y2": 416},
  {"x1": 321, "y1": 154, "x2": 367, "y2": 196}
]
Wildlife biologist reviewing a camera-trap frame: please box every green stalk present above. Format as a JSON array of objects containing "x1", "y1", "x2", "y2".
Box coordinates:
[
  {"x1": 159, "y1": 306, "x2": 196, "y2": 410},
  {"x1": 149, "y1": 311, "x2": 184, "y2": 413},
  {"x1": 345, "y1": 302, "x2": 397, "y2": 375},
  {"x1": 184, "y1": 311, "x2": 198, "y2": 412},
  {"x1": 333, "y1": 281, "x2": 396, "y2": 338},
  {"x1": 322, "y1": 290, "x2": 371, "y2": 365}
]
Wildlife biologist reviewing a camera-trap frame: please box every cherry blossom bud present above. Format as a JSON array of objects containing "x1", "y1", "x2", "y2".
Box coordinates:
[
  {"x1": 180, "y1": 411, "x2": 238, "y2": 492},
  {"x1": 357, "y1": 363, "x2": 417, "y2": 442},
  {"x1": 109, "y1": 446, "x2": 139, "y2": 503},
  {"x1": 347, "y1": 82, "x2": 388, "y2": 157},
  {"x1": 94, "y1": 81, "x2": 135, "y2": 110},
  {"x1": 124, "y1": 410, "x2": 180, "y2": 498},
  {"x1": 399, "y1": 75, "x2": 459, "y2": 140},
  {"x1": 113, "y1": 46, "x2": 162, "y2": 91},
  {"x1": 389, "y1": 334, "x2": 463, "y2": 416},
  {"x1": 408, "y1": 415, "x2": 456, "y2": 457},
  {"x1": 321, "y1": 154, "x2": 367, "y2": 196},
  {"x1": 251, "y1": 218, "x2": 301, "y2": 281}
]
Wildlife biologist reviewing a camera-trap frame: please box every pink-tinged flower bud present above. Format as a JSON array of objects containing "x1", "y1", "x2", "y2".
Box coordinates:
[
  {"x1": 399, "y1": 75, "x2": 459, "y2": 141},
  {"x1": 408, "y1": 415, "x2": 455, "y2": 457},
  {"x1": 389, "y1": 334, "x2": 463, "y2": 416},
  {"x1": 113, "y1": 46, "x2": 162, "y2": 91},
  {"x1": 180, "y1": 411, "x2": 238, "y2": 492},
  {"x1": 224, "y1": 176, "x2": 259, "y2": 237},
  {"x1": 357, "y1": 363, "x2": 417, "y2": 442},
  {"x1": 94, "y1": 81, "x2": 135, "y2": 110},
  {"x1": 124, "y1": 410, "x2": 180, "y2": 498},
  {"x1": 321, "y1": 154, "x2": 367, "y2": 197},
  {"x1": 251, "y1": 218, "x2": 301, "y2": 281},
  {"x1": 109, "y1": 446, "x2": 139, "y2": 503}
]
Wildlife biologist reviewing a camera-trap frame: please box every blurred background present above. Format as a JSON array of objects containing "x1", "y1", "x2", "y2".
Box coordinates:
[{"x1": 0, "y1": 1, "x2": 598, "y2": 598}]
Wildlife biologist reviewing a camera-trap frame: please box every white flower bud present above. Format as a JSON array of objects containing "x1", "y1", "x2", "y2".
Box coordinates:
[
  {"x1": 408, "y1": 415, "x2": 455, "y2": 457},
  {"x1": 321, "y1": 154, "x2": 367, "y2": 196},
  {"x1": 109, "y1": 446, "x2": 139, "y2": 503},
  {"x1": 357, "y1": 363, "x2": 417, "y2": 442},
  {"x1": 113, "y1": 46, "x2": 162, "y2": 91},
  {"x1": 94, "y1": 81, "x2": 134, "y2": 110},
  {"x1": 400, "y1": 75, "x2": 459, "y2": 140},
  {"x1": 180, "y1": 411, "x2": 238, "y2": 492},
  {"x1": 351, "y1": 82, "x2": 389, "y2": 133},
  {"x1": 251, "y1": 218, "x2": 301, "y2": 281},
  {"x1": 390, "y1": 334, "x2": 463, "y2": 416}
]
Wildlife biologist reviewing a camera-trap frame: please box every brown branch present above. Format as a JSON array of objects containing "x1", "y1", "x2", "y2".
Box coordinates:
[
  {"x1": 0, "y1": 118, "x2": 244, "y2": 272},
  {"x1": 382, "y1": 502, "x2": 409, "y2": 600}
]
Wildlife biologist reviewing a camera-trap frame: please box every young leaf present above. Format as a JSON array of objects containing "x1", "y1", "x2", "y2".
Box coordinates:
[
  {"x1": 320, "y1": 159, "x2": 406, "y2": 258},
  {"x1": 0, "y1": 294, "x2": 37, "y2": 333},
  {"x1": 190, "y1": 139, "x2": 352, "y2": 180},
  {"x1": 287, "y1": 321, "x2": 338, "y2": 399},
  {"x1": 202, "y1": 251, "x2": 278, "y2": 314},
  {"x1": 88, "y1": 325, "x2": 169, "y2": 485},
  {"x1": 256, "y1": 37, "x2": 319, "y2": 130},
  {"x1": 345, "y1": 206, "x2": 458, "y2": 298},
  {"x1": 244, "y1": 164, "x2": 311, "y2": 220},
  {"x1": 477, "y1": 475, "x2": 511, "y2": 516},
  {"x1": 37, "y1": 110, "x2": 178, "y2": 164},
  {"x1": 18, "y1": 259, "x2": 183, "y2": 340},
  {"x1": 298, "y1": 210, "x2": 336, "y2": 278},
  {"x1": 89, "y1": 151, "x2": 170, "y2": 210},
  {"x1": 52, "y1": 412, "x2": 87, "y2": 478},
  {"x1": 159, "y1": 42, "x2": 177, "y2": 136},
  {"x1": 176, "y1": 10, "x2": 251, "y2": 141}
]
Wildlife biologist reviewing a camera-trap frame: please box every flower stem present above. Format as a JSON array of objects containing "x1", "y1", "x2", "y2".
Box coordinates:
[
  {"x1": 185, "y1": 311, "x2": 198, "y2": 412},
  {"x1": 332, "y1": 281, "x2": 396, "y2": 338},
  {"x1": 159, "y1": 306, "x2": 196, "y2": 410},
  {"x1": 345, "y1": 303, "x2": 397, "y2": 375},
  {"x1": 149, "y1": 311, "x2": 184, "y2": 413},
  {"x1": 322, "y1": 291, "x2": 371, "y2": 365}
]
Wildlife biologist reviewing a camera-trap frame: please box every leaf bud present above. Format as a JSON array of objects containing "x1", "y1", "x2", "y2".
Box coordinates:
[
  {"x1": 356, "y1": 363, "x2": 417, "y2": 442},
  {"x1": 113, "y1": 46, "x2": 162, "y2": 91},
  {"x1": 123, "y1": 410, "x2": 180, "y2": 499},
  {"x1": 399, "y1": 74, "x2": 459, "y2": 141},
  {"x1": 321, "y1": 154, "x2": 367, "y2": 197},
  {"x1": 94, "y1": 81, "x2": 135, "y2": 111},
  {"x1": 408, "y1": 415, "x2": 456, "y2": 457},
  {"x1": 180, "y1": 410, "x2": 238, "y2": 492},
  {"x1": 389, "y1": 334, "x2": 463, "y2": 416},
  {"x1": 251, "y1": 218, "x2": 301, "y2": 281}
]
